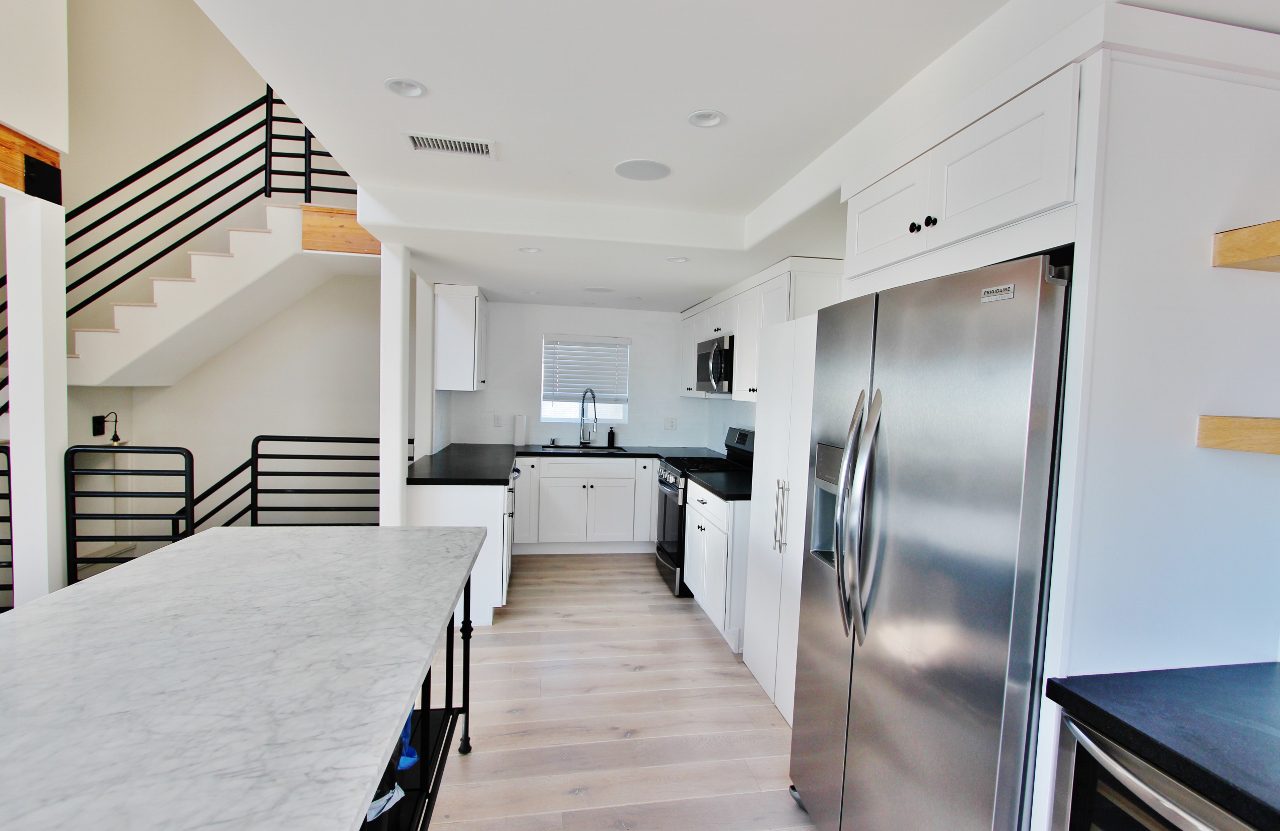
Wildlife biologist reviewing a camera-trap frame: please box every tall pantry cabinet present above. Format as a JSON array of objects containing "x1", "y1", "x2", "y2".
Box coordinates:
[{"x1": 742, "y1": 315, "x2": 819, "y2": 723}]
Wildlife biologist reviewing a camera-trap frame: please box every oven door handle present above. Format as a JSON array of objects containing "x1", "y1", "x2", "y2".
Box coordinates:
[{"x1": 1065, "y1": 718, "x2": 1233, "y2": 831}]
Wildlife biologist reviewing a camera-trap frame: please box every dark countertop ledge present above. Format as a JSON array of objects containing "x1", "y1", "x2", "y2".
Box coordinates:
[
  {"x1": 407, "y1": 444, "x2": 752, "y2": 500},
  {"x1": 1046, "y1": 662, "x2": 1280, "y2": 829}
]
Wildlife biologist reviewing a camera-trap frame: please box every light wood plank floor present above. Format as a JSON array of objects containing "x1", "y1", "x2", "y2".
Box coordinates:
[{"x1": 431, "y1": 553, "x2": 815, "y2": 831}]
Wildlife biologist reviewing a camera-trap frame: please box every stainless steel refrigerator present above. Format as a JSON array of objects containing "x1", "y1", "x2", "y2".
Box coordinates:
[{"x1": 790, "y1": 253, "x2": 1067, "y2": 831}]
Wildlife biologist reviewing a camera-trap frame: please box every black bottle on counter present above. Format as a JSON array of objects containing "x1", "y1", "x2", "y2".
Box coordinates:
[{"x1": 607, "y1": 427, "x2": 616, "y2": 448}]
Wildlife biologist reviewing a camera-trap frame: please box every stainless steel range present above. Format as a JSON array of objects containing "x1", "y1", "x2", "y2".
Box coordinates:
[{"x1": 654, "y1": 428, "x2": 753, "y2": 597}]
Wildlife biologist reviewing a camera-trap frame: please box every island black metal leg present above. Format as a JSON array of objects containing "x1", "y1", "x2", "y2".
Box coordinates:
[{"x1": 459, "y1": 577, "x2": 472, "y2": 755}]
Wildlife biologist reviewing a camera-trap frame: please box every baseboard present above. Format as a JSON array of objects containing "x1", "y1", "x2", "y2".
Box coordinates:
[{"x1": 513, "y1": 542, "x2": 657, "y2": 556}]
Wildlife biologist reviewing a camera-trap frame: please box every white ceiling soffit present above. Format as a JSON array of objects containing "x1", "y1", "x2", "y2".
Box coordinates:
[{"x1": 193, "y1": 0, "x2": 1010, "y2": 305}]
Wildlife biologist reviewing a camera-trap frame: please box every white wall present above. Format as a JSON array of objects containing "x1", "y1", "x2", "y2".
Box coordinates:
[
  {"x1": 0, "y1": 0, "x2": 69, "y2": 151},
  {"x1": 447, "y1": 302, "x2": 712, "y2": 447},
  {"x1": 63, "y1": 0, "x2": 262, "y2": 206},
  {"x1": 122, "y1": 274, "x2": 379, "y2": 491},
  {"x1": 1061, "y1": 56, "x2": 1280, "y2": 674},
  {"x1": 705, "y1": 398, "x2": 756, "y2": 449}
]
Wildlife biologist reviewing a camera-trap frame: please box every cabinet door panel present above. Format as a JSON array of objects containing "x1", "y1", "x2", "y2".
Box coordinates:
[
  {"x1": 844, "y1": 155, "x2": 930, "y2": 278},
  {"x1": 633, "y1": 461, "x2": 657, "y2": 542},
  {"x1": 434, "y1": 292, "x2": 481, "y2": 391},
  {"x1": 538, "y1": 478, "x2": 588, "y2": 542},
  {"x1": 743, "y1": 321, "x2": 796, "y2": 699},
  {"x1": 513, "y1": 457, "x2": 540, "y2": 543},
  {"x1": 680, "y1": 315, "x2": 705, "y2": 397},
  {"x1": 776, "y1": 315, "x2": 819, "y2": 725},
  {"x1": 926, "y1": 66, "x2": 1078, "y2": 249},
  {"x1": 732, "y1": 286, "x2": 763, "y2": 402},
  {"x1": 683, "y1": 511, "x2": 704, "y2": 600},
  {"x1": 586, "y1": 479, "x2": 635, "y2": 542},
  {"x1": 700, "y1": 522, "x2": 729, "y2": 632}
]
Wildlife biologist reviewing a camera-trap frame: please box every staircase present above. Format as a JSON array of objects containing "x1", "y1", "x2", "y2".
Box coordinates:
[
  {"x1": 1, "y1": 87, "x2": 378, "y2": 404},
  {"x1": 68, "y1": 204, "x2": 376, "y2": 386}
]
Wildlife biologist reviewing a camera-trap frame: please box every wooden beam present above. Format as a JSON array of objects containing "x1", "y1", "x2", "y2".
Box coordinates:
[
  {"x1": 301, "y1": 205, "x2": 380, "y2": 255},
  {"x1": 1197, "y1": 416, "x2": 1280, "y2": 456},
  {"x1": 0, "y1": 122, "x2": 61, "y2": 203},
  {"x1": 1213, "y1": 220, "x2": 1280, "y2": 272}
]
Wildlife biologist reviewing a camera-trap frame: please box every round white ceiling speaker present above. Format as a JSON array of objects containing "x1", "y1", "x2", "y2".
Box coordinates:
[
  {"x1": 688, "y1": 109, "x2": 725, "y2": 128},
  {"x1": 384, "y1": 78, "x2": 427, "y2": 98},
  {"x1": 614, "y1": 159, "x2": 672, "y2": 181},
  {"x1": 666, "y1": 256, "x2": 690, "y2": 264},
  {"x1": 518, "y1": 247, "x2": 542, "y2": 254}
]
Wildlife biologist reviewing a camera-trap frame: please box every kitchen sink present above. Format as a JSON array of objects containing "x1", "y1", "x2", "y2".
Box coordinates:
[{"x1": 539, "y1": 445, "x2": 629, "y2": 453}]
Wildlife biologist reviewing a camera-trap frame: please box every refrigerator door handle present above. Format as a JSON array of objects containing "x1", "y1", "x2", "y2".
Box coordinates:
[
  {"x1": 846, "y1": 388, "x2": 882, "y2": 644},
  {"x1": 833, "y1": 390, "x2": 866, "y2": 636}
]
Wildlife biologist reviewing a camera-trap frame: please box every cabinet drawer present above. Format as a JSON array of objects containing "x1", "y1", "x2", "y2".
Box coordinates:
[
  {"x1": 687, "y1": 480, "x2": 729, "y2": 531},
  {"x1": 537, "y1": 458, "x2": 636, "y2": 479}
]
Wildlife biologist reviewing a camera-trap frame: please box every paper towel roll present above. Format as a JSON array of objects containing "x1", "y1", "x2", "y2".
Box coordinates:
[{"x1": 513, "y1": 414, "x2": 527, "y2": 446}]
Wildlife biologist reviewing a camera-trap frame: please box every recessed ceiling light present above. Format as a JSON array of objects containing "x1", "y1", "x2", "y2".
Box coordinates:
[
  {"x1": 384, "y1": 77, "x2": 427, "y2": 98},
  {"x1": 584, "y1": 287, "x2": 615, "y2": 293},
  {"x1": 666, "y1": 256, "x2": 690, "y2": 264},
  {"x1": 615, "y1": 159, "x2": 671, "y2": 181},
  {"x1": 688, "y1": 109, "x2": 725, "y2": 128},
  {"x1": 518, "y1": 247, "x2": 542, "y2": 254}
]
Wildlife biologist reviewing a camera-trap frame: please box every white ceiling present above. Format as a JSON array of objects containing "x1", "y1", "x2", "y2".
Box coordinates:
[{"x1": 196, "y1": 0, "x2": 1011, "y2": 309}]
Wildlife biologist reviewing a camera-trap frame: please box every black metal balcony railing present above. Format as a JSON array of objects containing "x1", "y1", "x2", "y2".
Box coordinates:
[
  {"x1": 65, "y1": 436, "x2": 378, "y2": 582},
  {"x1": 0, "y1": 446, "x2": 12, "y2": 612}
]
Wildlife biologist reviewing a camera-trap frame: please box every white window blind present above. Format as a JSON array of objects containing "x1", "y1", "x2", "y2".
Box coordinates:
[{"x1": 541, "y1": 335, "x2": 631, "y2": 422}]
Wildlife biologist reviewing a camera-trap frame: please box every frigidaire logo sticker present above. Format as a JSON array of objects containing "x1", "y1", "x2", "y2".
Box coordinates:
[{"x1": 980, "y1": 284, "x2": 1015, "y2": 303}]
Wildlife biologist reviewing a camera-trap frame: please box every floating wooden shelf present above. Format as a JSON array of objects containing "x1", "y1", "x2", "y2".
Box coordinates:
[
  {"x1": 1197, "y1": 416, "x2": 1280, "y2": 456},
  {"x1": 1213, "y1": 220, "x2": 1280, "y2": 271}
]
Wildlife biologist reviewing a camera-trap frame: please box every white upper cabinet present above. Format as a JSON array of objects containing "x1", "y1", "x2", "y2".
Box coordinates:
[
  {"x1": 434, "y1": 285, "x2": 489, "y2": 391},
  {"x1": 925, "y1": 66, "x2": 1078, "y2": 250},
  {"x1": 844, "y1": 154, "x2": 931, "y2": 276},
  {"x1": 678, "y1": 258, "x2": 840, "y2": 400},
  {"x1": 844, "y1": 66, "x2": 1079, "y2": 278}
]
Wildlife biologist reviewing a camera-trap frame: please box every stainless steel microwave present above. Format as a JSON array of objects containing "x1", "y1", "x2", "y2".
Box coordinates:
[{"x1": 696, "y1": 335, "x2": 733, "y2": 394}]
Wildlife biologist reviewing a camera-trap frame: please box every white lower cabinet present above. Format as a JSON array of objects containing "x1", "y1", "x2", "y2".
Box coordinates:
[
  {"x1": 685, "y1": 480, "x2": 750, "y2": 652},
  {"x1": 742, "y1": 315, "x2": 818, "y2": 723},
  {"x1": 512, "y1": 457, "x2": 540, "y2": 543},
  {"x1": 586, "y1": 479, "x2": 635, "y2": 541},
  {"x1": 537, "y1": 478, "x2": 589, "y2": 543},
  {"x1": 405, "y1": 482, "x2": 509, "y2": 626},
  {"x1": 528, "y1": 457, "x2": 652, "y2": 544}
]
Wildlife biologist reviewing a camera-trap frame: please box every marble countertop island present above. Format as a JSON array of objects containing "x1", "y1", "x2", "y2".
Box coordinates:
[{"x1": 0, "y1": 526, "x2": 485, "y2": 831}]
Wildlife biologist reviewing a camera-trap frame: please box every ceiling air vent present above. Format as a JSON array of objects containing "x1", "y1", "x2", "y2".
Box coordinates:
[{"x1": 407, "y1": 133, "x2": 494, "y2": 157}]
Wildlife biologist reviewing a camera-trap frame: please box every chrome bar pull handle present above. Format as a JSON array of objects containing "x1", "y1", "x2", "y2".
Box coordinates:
[
  {"x1": 779, "y1": 481, "x2": 789, "y2": 552},
  {"x1": 845, "y1": 389, "x2": 881, "y2": 645},
  {"x1": 833, "y1": 390, "x2": 866, "y2": 637}
]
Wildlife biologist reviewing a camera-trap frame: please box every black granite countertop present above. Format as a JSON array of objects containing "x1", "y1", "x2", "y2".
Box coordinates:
[
  {"x1": 512, "y1": 445, "x2": 725, "y2": 459},
  {"x1": 406, "y1": 444, "x2": 745, "y2": 488},
  {"x1": 1046, "y1": 662, "x2": 1280, "y2": 829},
  {"x1": 406, "y1": 443, "x2": 517, "y2": 485},
  {"x1": 687, "y1": 470, "x2": 753, "y2": 501}
]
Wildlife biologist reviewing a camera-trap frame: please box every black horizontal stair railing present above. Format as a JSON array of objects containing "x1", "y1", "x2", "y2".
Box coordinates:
[
  {"x1": 63, "y1": 85, "x2": 355, "y2": 322},
  {"x1": 251, "y1": 435, "x2": 379, "y2": 527},
  {"x1": 0, "y1": 445, "x2": 12, "y2": 612}
]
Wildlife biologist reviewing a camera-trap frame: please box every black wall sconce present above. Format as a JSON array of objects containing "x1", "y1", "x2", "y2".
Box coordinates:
[{"x1": 91, "y1": 412, "x2": 122, "y2": 445}]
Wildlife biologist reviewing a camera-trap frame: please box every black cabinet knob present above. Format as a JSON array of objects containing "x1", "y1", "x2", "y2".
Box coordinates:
[
  {"x1": 908, "y1": 222, "x2": 921, "y2": 234},
  {"x1": 581, "y1": 484, "x2": 586, "y2": 489},
  {"x1": 590, "y1": 484, "x2": 595, "y2": 489},
  {"x1": 924, "y1": 215, "x2": 938, "y2": 227}
]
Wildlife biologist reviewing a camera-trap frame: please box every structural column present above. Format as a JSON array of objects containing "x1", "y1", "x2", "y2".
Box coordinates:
[
  {"x1": 4, "y1": 189, "x2": 69, "y2": 602},
  {"x1": 378, "y1": 242, "x2": 411, "y2": 526}
]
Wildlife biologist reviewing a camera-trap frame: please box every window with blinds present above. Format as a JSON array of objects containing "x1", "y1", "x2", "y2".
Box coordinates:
[{"x1": 541, "y1": 335, "x2": 631, "y2": 423}]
